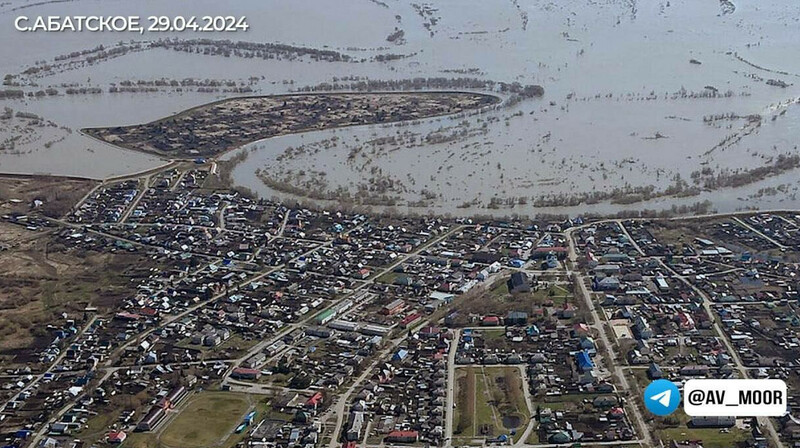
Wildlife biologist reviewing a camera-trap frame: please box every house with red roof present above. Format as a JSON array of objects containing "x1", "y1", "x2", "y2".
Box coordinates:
[
  {"x1": 306, "y1": 392, "x2": 323, "y2": 408},
  {"x1": 386, "y1": 430, "x2": 418, "y2": 443},
  {"x1": 107, "y1": 430, "x2": 127, "y2": 444}
]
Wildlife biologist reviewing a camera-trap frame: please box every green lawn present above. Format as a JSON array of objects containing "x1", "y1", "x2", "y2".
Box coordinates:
[
  {"x1": 376, "y1": 271, "x2": 401, "y2": 284},
  {"x1": 122, "y1": 433, "x2": 158, "y2": 448},
  {"x1": 530, "y1": 284, "x2": 572, "y2": 306},
  {"x1": 76, "y1": 408, "x2": 121, "y2": 440},
  {"x1": 159, "y1": 392, "x2": 251, "y2": 448},
  {"x1": 454, "y1": 368, "x2": 476, "y2": 437},
  {"x1": 525, "y1": 430, "x2": 540, "y2": 444},
  {"x1": 481, "y1": 329, "x2": 506, "y2": 341},
  {"x1": 486, "y1": 279, "x2": 509, "y2": 300},
  {"x1": 653, "y1": 405, "x2": 751, "y2": 447},
  {"x1": 658, "y1": 427, "x2": 750, "y2": 448},
  {"x1": 468, "y1": 367, "x2": 531, "y2": 441},
  {"x1": 175, "y1": 334, "x2": 258, "y2": 359}
]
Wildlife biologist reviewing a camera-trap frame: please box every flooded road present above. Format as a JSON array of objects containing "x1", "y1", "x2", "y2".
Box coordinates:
[{"x1": 1, "y1": 0, "x2": 800, "y2": 215}]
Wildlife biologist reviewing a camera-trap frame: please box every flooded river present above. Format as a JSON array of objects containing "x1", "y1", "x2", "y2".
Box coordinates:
[{"x1": 1, "y1": 0, "x2": 800, "y2": 215}]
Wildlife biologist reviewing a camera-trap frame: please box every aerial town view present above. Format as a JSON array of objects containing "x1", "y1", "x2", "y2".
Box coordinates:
[{"x1": 2, "y1": 1, "x2": 800, "y2": 448}]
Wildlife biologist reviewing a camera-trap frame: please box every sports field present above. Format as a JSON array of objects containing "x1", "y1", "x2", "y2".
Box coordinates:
[{"x1": 160, "y1": 392, "x2": 251, "y2": 448}]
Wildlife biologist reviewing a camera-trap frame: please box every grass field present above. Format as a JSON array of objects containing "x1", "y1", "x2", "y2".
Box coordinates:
[
  {"x1": 657, "y1": 427, "x2": 750, "y2": 448},
  {"x1": 0, "y1": 226, "x2": 154, "y2": 368},
  {"x1": 627, "y1": 368, "x2": 751, "y2": 448},
  {"x1": 159, "y1": 392, "x2": 251, "y2": 448},
  {"x1": 122, "y1": 433, "x2": 158, "y2": 448},
  {"x1": 454, "y1": 368, "x2": 476, "y2": 438},
  {"x1": 454, "y1": 367, "x2": 530, "y2": 442},
  {"x1": 456, "y1": 276, "x2": 576, "y2": 318},
  {"x1": 175, "y1": 334, "x2": 259, "y2": 360}
]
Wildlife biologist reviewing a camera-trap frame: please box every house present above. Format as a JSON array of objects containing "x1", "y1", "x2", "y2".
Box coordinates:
[
  {"x1": 49, "y1": 423, "x2": 70, "y2": 436},
  {"x1": 107, "y1": 430, "x2": 127, "y2": 444},
  {"x1": 244, "y1": 353, "x2": 266, "y2": 369},
  {"x1": 601, "y1": 253, "x2": 629, "y2": 263},
  {"x1": 392, "y1": 349, "x2": 409, "y2": 362},
  {"x1": 424, "y1": 299, "x2": 444, "y2": 313},
  {"x1": 471, "y1": 252, "x2": 501, "y2": 264},
  {"x1": 505, "y1": 353, "x2": 523, "y2": 364},
  {"x1": 560, "y1": 303, "x2": 576, "y2": 319},
  {"x1": 386, "y1": 430, "x2": 419, "y2": 443},
  {"x1": 306, "y1": 326, "x2": 333, "y2": 338},
  {"x1": 548, "y1": 429, "x2": 583, "y2": 444},
  {"x1": 382, "y1": 299, "x2": 405, "y2": 315},
  {"x1": 394, "y1": 275, "x2": 413, "y2": 286},
  {"x1": 579, "y1": 336, "x2": 595, "y2": 350},
  {"x1": 593, "y1": 276, "x2": 621, "y2": 291},
  {"x1": 633, "y1": 316, "x2": 653, "y2": 339},
  {"x1": 507, "y1": 272, "x2": 530, "y2": 293},
  {"x1": 353, "y1": 268, "x2": 371, "y2": 279},
  {"x1": 346, "y1": 412, "x2": 365, "y2": 441},
  {"x1": 594, "y1": 264, "x2": 621, "y2": 276},
  {"x1": 572, "y1": 323, "x2": 591, "y2": 337},
  {"x1": 231, "y1": 367, "x2": 261, "y2": 380},
  {"x1": 306, "y1": 392, "x2": 323, "y2": 408},
  {"x1": 38, "y1": 439, "x2": 59, "y2": 448},
  {"x1": 680, "y1": 365, "x2": 710, "y2": 376},
  {"x1": 532, "y1": 246, "x2": 569, "y2": 260},
  {"x1": 647, "y1": 363, "x2": 664, "y2": 379},
  {"x1": 204, "y1": 333, "x2": 222, "y2": 347},
  {"x1": 399, "y1": 313, "x2": 421, "y2": 328},
  {"x1": 575, "y1": 351, "x2": 594, "y2": 372},
  {"x1": 419, "y1": 326, "x2": 441, "y2": 338},
  {"x1": 690, "y1": 416, "x2": 735, "y2": 427},
  {"x1": 481, "y1": 316, "x2": 501, "y2": 326},
  {"x1": 592, "y1": 396, "x2": 618, "y2": 408},
  {"x1": 430, "y1": 291, "x2": 455, "y2": 303},
  {"x1": 505, "y1": 311, "x2": 528, "y2": 326}
]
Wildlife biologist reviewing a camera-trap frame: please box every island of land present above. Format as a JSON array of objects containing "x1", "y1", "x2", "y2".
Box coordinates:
[{"x1": 83, "y1": 92, "x2": 500, "y2": 158}]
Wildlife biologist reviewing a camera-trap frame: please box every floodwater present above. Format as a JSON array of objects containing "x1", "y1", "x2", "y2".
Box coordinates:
[{"x1": 1, "y1": 0, "x2": 800, "y2": 215}]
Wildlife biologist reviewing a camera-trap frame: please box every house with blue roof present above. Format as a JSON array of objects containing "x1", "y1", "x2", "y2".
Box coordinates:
[
  {"x1": 392, "y1": 349, "x2": 408, "y2": 361},
  {"x1": 575, "y1": 351, "x2": 594, "y2": 372}
]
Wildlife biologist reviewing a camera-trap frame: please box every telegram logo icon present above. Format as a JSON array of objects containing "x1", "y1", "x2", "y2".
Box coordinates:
[{"x1": 644, "y1": 379, "x2": 680, "y2": 416}]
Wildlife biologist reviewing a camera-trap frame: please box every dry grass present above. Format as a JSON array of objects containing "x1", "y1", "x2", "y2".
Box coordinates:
[
  {"x1": 0, "y1": 226, "x2": 150, "y2": 367},
  {"x1": 0, "y1": 176, "x2": 96, "y2": 218},
  {"x1": 454, "y1": 368, "x2": 476, "y2": 436}
]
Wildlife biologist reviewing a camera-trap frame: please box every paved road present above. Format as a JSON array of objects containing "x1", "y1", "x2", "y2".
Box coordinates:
[
  {"x1": 732, "y1": 216, "x2": 787, "y2": 249},
  {"x1": 444, "y1": 329, "x2": 460, "y2": 445},
  {"x1": 565, "y1": 228, "x2": 653, "y2": 447},
  {"x1": 1, "y1": 316, "x2": 97, "y2": 411},
  {"x1": 659, "y1": 259, "x2": 784, "y2": 448},
  {"x1": 615, "y1": 220, "x2": 645, "y2": 256},
  {"x1": 514, "y1": 364, "x2": 537, "y2": 447},
  {"x1": 225, "y1": 224, "x2": 463, "y2": 377},
  {"x1": 120, "y1": 175, "x2": 152, "y2": 223},
  {"x1": 579, "y1": 217, "x2": 785, "y2": 448},
  {"x1": 24, "y1": 316, "x2": 100, "y2": 446}
]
